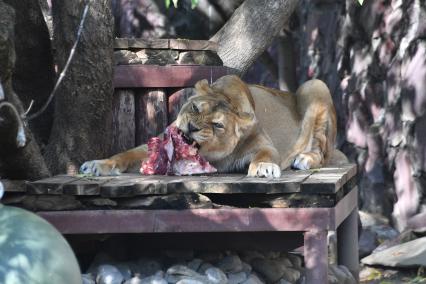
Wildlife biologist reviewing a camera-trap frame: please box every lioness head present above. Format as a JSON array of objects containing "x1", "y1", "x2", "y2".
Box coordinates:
[{"x1": 175, "y1": 75, "x2": 257, "y2": 163}]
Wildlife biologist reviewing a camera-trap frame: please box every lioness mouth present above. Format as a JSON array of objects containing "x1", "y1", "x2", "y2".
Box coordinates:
[{"x1": 178, "y1": 129, "x2": 200, "y2": 149}]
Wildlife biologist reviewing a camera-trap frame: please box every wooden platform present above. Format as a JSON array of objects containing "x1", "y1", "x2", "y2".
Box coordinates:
[
  {"x1": 27, "y1": 164, "x2": 355, "y2": 197},
  {"x1": 2, "y1": 164, "x2": 359, "y2": 283}
]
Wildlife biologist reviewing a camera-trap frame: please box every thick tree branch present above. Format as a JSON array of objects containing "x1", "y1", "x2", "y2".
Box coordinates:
[{"x1": 210, "y1": 0, "x2": 299, "y2": 75}]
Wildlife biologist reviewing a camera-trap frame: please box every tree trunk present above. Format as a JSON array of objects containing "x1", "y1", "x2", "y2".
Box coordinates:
[
  {"x1": 0, "y1": 86, "x2": 51, "y2": 180},
  {"x1": 210, "y1": 0, "x2": 299, "y2": 75},
  {"x1": 44, "y1": 0, "x2": 114, "y2": 174},
  {"x1": 0, "y1": 0, "x2": 50, "y2": 180},
  {"x1": 4, "y1": 0, "x2": 55, "y2": 146}
]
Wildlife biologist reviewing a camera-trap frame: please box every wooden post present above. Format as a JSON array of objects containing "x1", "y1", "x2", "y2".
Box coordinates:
[
  {"x1": 168, "y1": 88, "x2": 195, "y2": 123},
  {"x1": 337, "y1": 206, "x2": 359, "y2": 281},
  {"x1": 112, "y1": 89, "x2": 135, "y2": 154},
  {"x1": 135, "y1": 89, "x2": 168, "y2": 144},
  {"x1": 304, "y1": 230, "x2": 328, "y2": 283}
]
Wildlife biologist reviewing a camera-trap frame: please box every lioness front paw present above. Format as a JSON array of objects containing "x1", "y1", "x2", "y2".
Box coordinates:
[
  {"x1": 248, "y1": 162, "x2": 281, "y2": 178},
  {"x1": 292, "y1": 153, "x2": 321, "y2": 170},
  {"x1": 79, "y1": 159, "x2": 121, "y2": 176}
]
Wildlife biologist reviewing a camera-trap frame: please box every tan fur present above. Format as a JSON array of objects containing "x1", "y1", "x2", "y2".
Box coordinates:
[{"x1": 80, "y1": 75, "x2": 344, "y2": 177}]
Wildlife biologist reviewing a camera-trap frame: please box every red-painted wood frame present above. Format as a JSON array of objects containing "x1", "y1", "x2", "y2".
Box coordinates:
[
  {"x1": 38, "y1": 187, "x2": 359, "y2": 283},
  {"x1": 114, "y1": 65, "x2": 235, "y2": 88}
]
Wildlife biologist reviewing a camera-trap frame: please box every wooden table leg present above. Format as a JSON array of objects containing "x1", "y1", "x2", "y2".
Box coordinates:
[
  {"x1": 337, "y1": 207, "x2": 359, "y2": 281},
  {"x1": 304, "y1": 230, "x2": 328, "y2": 283}
]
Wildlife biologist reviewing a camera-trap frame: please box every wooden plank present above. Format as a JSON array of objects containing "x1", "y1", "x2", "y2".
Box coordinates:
[
  {"x1": 114, "y1": 38, "x2": 170, "y2": 49},
  {"x1": 114, "y1": 65, "x2": 235, "y2": 88},
  {"x1": 342, "y1": 164, "x2": 357, "y2": 180},
  {"x1": 166, "y1": 176, "x2": 211, "y2": 193},
  {"x1": 1, "y1": 179, "x2": 26, "y2": 192},
  {"x1": 114, "y1": 38, "x2": 218, "y2": 51},
  {"x1": 332, "y1": 186, "x2": 358, "y2": 229},
  {"x1": 168, "y1": 88, "x2": 195, "y2": 122},
  {"x1": 100, "y1": 175, "x2": 166, "y2": 197},
  {"x1": 112, "y1": 89, "x2": 136, "y2": 153},
  {"x1": 239, "y1": 170, "x2": 311, "y2": 193},
  {"x1": 37, "y1": 207, "x2": 334, "y2": 234},
  {"x1": 114, "y1": 38, "x2": 129, "y2": 49},
  {"x1": 107, "y1": 175, "x2": 210, "y2": 195},
  {"x1": 135, "y1": 88, "x2": 168, "y2": 145},
  {"x1": 176, "y1": 51, "x2": 222, "y2": 66},
  {"x1": 173, "y1": 171, "x2": 310, "y2": 194},
  {"x1": 200, "y1": 175, "x2": 245, "y2": 193},
  {"x1": 128, "y1": 38, "x2": 169, "y2": 49},
  {"x1": 63, "y1": 176, "x2": 116, "y2": 196},
  {"x1": 100, "y1": 174, "x2": 307, "y2": 196},
  {"x1": 301, "y1": 172, "x2": 342, "y2": 193},
  {"x1": 169, "y1": 39, "x2": 218, "y2": 51},
  {"x1": 27, "y1": 176, "x2": 81, "y2": 195},
  {"x1": 310, "y1": 164, "x2": 357, "y2": 181},
  {"x1": 98, "y1": 172, "x2": 308, "y2": 195},
  {"x1": 26, "y1": 165, "x2": 356, "y2": 196},
  {"x1": 301, "y1": 164, "x2": 357, "y2": 194}
]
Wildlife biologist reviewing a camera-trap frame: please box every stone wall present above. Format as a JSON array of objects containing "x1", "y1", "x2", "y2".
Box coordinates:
[{"x1": 292, "y1": 0, "x2": 426, "y2": 231}]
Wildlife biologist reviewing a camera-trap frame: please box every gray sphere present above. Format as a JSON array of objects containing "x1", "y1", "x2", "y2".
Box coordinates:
[{"x1": 0, "y1": 205, "x2": 81, "y2": 284}]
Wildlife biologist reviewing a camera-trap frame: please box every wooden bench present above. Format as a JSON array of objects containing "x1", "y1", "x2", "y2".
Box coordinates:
[
  {"x1": 111, "y1": 38, "x2": 234, "y2": 155},
  {"x1": 1, "y1": 164, "x2": 360, "y2": 283}
]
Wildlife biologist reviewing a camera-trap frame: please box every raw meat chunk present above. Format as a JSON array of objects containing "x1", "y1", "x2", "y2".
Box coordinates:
[{"x1": 141, "y1": 126, "x2": 217, "y2": 175}]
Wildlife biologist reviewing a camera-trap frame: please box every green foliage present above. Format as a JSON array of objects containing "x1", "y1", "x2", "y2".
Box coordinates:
[
  {"x1": 191, "y1": 0, "x2": 199, "y2": 9},
  {"x1": 165, "y1": 0, "x2": 199, "y2": 9}
]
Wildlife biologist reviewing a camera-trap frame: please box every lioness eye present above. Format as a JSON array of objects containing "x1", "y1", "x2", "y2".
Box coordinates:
[
  {"x1": 212, "y1": 122, "x2": 224, "y2": 129},
  {"x1": 191, "y1": 103, "x2": 199, "y2": 113}
]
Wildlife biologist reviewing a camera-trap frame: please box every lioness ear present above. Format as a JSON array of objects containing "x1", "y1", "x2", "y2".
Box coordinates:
[
  {"x1": 238, "y1": 112, "x2": 254, "y2": 120},
  {"x1": 195, "y1": 79, "x2": 213, "y2": 96},
  {"x1": 234, "y1": 112, "x2": 256, "y2": 138},
  {"x1": 211, "y1": 75, "x2": 255, "y2": 114}
]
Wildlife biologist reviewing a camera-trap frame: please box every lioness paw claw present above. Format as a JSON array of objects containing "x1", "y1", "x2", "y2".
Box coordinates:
[
  {"x1": 248, "y1": 162, "x2": 281, "y2": 178},
  {"x1": 79, "y1": 160, "x2": 121, "y2": 176},
  {"x1": 292, "y1": 153, "x2": 314, "y2": 170}
]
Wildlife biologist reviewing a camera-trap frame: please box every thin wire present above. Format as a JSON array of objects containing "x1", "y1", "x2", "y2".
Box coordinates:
[
  {"x1": 26, "y1": 4, "x2": 89, "y2": 121},
  {"x1": 23, "y1": 99, "x2": 34, "y2": 116},
  {"x1": 0, "y1": 80, "x2": 4, "y2": 101}
]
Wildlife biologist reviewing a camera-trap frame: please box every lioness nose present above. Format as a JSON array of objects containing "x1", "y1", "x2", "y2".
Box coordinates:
[{"x1": 188, "y1": 122, "x2": 200, "y2": 133}]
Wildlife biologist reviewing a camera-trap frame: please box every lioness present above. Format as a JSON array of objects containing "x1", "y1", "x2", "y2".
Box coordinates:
[{"x1": 80, "y1": 75, "x2": 347, "y2": 178}]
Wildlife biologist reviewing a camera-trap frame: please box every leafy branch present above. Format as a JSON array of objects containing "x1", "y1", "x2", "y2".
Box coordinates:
[{"x1": 165, "y1": 0, "x2": 199, "y2": 9}]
